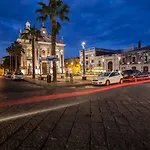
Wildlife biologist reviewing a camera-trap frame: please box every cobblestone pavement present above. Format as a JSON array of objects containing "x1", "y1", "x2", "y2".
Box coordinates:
[{"x1": 0, "y1": 82, "x2": 150, "y2": 150}]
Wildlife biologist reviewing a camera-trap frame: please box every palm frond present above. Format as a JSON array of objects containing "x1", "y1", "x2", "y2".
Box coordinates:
[
  {"x1": 38, "y1": 2, "x2": 47, "y2": 7},
  {"x1": 61, "y1": 4, "x2": 70, "y2": 14},
  {"x1": 37, "y1": 15, "x2": 48, "y2": 22},
  {"x1": 35, "y1": 9, "x2": 43, "y2": 14}
]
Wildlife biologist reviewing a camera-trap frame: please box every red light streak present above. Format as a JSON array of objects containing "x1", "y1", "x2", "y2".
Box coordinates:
[{"x1": 0, "y1": 80, "x2": 149, "y2": 108}]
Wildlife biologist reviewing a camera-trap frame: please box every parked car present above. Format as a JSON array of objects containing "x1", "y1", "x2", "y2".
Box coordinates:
[
  {"x1": 5, "y1": 72, "x2": 12, "y2": 78},
  {"x1": 92, "y1": 71, "x2": 123, "y2": 85},
  {"x1": 121, "y1": 70, "x2": 142, "y2": 80},
  {"x1": 141, "y1": 72, "x2": 150, "y2": 79},
  {"x1": 11, "y1": 72, "x2": 24, "y2": 81}
]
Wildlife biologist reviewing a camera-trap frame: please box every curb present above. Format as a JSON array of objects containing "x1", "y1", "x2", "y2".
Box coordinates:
[{"x1": 24, "y1": 78, "x2": 92, "y2": 88}]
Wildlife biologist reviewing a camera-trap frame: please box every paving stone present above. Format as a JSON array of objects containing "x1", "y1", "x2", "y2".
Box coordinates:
[
  {"x1": 123, "y1": 134, "x2": 146, "y2": 150},
  {"x1": 55, "y1": 121, "x2": 73, "y2": 131},
  {"x1": 68, "y1": 128, "x2": 90, "y2": 143},
  {"x1": 103, "y1": 121, "x2": 118, "y2": 129},
  {"x1": 0, "y1": 139, "x2": 20, "y2": 150},
  {"x1": 43, "y1": 139, "x2": 66, "y2": 149},
  {"x1": 115, "y1": 116, "x2": 129, "y2": 125},
  {"x1": 91, "y1": 114, "x2": 102, "y2": 123},
  {"x1": 91, "y1": 145, "x2": 108, "y2": 150},
  {"x1": 91, "y1": 122, "x2": 104, "y2": 131},
  {"x1": 18, "y1": 147, "x2": 40, "y2": 150},
  {"x1": 101, "y1": 113, "x2": 115, "y2": 122},
  {"x1": 20, "y1": 129, "x2": 49, "y2": 148},
  {"x1": 73, "y1": 122, "x2": 90, "y2": 130},
  {"x1": 48, "y1": 129, "x2": 70, "y2": 142},
  {"x1": 91, "y1": 130, "x2": 106, "y2": 146},
  {"x1": 66, "y1": 142, "x2": 89, "y2": 150},
  {"x1": 75, "y1": 115, "x2": 91, "y2": 124}
]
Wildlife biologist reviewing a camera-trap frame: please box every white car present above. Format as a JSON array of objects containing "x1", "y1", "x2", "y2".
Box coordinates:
[
  {"x1": 5, "y1": 72, "x2": 12, "y2": 79},
  {"x1": 11, "y1": 72, "x2": 24, "y2": 80},
  {"x1": 92, "y1": 71, "x2": 123, "y2": 85}
]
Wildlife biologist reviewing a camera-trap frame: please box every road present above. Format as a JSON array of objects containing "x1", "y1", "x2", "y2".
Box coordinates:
[{"x1": 0, "y1": 77, "x2": 150, "y2": 150}]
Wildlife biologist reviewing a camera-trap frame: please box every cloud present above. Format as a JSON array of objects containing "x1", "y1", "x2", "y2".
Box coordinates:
[
  {"x1": 1, "y1": 0, "x2": 150, "y2": 58},
  {"x1": 0, "y1": 20, "x2": 23, "y2": 31}
]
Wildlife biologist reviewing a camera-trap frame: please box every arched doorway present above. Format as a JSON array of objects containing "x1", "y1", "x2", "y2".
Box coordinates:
[
  {"x1": 143, "y1": 66, "x2": 148, "y2": 72},
  {"x1": 108, "y1": 61, "x2": 113, "y2": 71}
]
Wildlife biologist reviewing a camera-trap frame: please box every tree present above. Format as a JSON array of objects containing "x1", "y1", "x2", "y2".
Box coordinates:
[
  {"x1": 6, "y1": 46, "x2": 14, "y2": 72},
  {"x1": 1, "y1": 56, "x2": 10, "y2": 70},
  {"x1": 11, "y1": 41, "x2": 25, "y2": 72},
  {"x1": 21, "y1": 26, "x2": 42, "y2": 79},
  {"x1": 35, "y1": 0, "x2": 70, "y2": 82}
]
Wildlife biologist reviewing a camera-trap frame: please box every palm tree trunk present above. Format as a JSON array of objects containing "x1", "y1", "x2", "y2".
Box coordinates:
[
  {"x1": 15, "y1": 54, "x2": 17, "y2": 72},
  {"x1": 51, "y1": 16, "x2": 57, "y2": 82},
  {"x1": 9, "y1": 53, "x2": 12, "y2": 72},
  {"x1": 18, "y1": 54, "x2": 21, "y2": 71},
  {"x1": 12, "y1": 54, "x2": 13, "y2": 72},
  {"x1": 32, "y1": 38, "x2": 35, "y2": 79}
]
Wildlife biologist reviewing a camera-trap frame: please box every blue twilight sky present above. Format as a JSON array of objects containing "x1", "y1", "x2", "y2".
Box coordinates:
[{"x1": 0, "y1": 0, "x2": 150, "y2": 60}]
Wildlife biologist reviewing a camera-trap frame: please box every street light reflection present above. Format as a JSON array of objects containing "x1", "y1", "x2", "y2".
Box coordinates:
[{"x1": 0, "y1": 102, "x2": 80, "y2": 122}]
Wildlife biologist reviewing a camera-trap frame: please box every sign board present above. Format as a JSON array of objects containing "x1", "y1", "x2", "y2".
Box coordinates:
[{"x1": 46, "y1": 57, "x2": 59, "y2": 61}]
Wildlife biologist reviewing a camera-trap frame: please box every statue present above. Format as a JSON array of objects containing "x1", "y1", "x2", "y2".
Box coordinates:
[{"x1": 26, "y1": 21, "x2": 30, "y2": 29}]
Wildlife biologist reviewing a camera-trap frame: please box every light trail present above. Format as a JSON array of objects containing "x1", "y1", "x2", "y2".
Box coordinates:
[{"x1": 0, "y1": 79, "x2": 149, "y2": 108}]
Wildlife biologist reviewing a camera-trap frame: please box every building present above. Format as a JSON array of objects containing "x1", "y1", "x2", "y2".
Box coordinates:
[
  {"x1": 64, "y1": 57, "x2": 81, "y2": 73},
  {"x1": 17, "y1": 21, "x2": 66, "y2": 75},
  {"x1": 121, "y1": 45, "x2": 150, "y2": 72},
  {"x1": 80, "y1": 47, "x2": 122, "y2": 73},
  {"x1": 95, "y1": 54, "x2": 122, "y2": 72}
]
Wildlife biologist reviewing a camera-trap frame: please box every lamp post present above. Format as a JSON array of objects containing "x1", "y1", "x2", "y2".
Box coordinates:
[
  {"x1": 118, "y1": 56, "x2": 121, "y2": 71},
  {"x1": 102, "y1": 58, "x2": 104, "y2": 72},
  {"x1": 39, "y1": 56, "x2": 42, "y2": 75},
  {"x1": 81, "y1": 42, "x2": 86, "y2": 80}
]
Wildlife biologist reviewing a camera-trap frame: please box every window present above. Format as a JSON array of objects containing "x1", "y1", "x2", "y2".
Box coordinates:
[
  {"x1": 86, "y1": 56, "x2": 88, "y2": 59},
  {"x1": 110, "y1": 72, "x2": 119, "y2": 77},
  {"x1": 132, "y1": 57, "x2": 135, "y2": 63},
  {"x1": 122, "y1": 58, "x2": 125, "y2": 63},
  {"x1": 110, "y1": 72, "x2": 116, "y2": 77},
  {"x1": 91, "y1": 60, "x2": 94, "y2": 63},
  {"x1": 98, "y1": 61, "x2": 101, "y2": 66},
  {"x1": 145, "y1": 56, "x2": 148, "y2": 62},
  {"x1": 86, "y1": 61, "x2": 88, "y2": 65}
]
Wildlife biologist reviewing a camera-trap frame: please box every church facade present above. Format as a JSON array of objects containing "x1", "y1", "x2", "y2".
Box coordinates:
[{"x1": 17, "y1": 21, "x2": 66, "y2": 75}]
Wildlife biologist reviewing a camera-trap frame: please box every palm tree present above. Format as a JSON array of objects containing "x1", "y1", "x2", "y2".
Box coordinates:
[
  {"x1": 35, "y1": 0, "x2": 70, "y2": 82},
  {"x1": 21, "y1": 26, "x2": 42, "y2": 79},
  {"x1": 6, "y1": 46, "x2": 13, "y2": 72},
  {"x1": 11, "y1": 41, "x2": 25, "y2": 72}
]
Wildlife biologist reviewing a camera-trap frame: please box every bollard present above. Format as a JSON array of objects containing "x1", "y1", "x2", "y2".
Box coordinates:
[
  {"x1": 47, "y1": 74, "x2": 51, "y2": 83},
  {"x1": 70, "y1": 73, "x2": 74, "y2": 82}
]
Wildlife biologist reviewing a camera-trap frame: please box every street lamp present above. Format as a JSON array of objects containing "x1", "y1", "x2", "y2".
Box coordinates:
[
  {"x1": 102, "y1": 58, "x2": 104, "y2": 72},
  {"x1": 81, "y1": 42, "x2": 86, "y2": 80},
  {"x1": 118, "y1": 56, "x2": 121, "y2": 71}
]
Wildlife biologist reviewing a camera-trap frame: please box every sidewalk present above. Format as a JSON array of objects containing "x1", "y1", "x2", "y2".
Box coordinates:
[{"x1": 24, "y1": 76, "x2": 92, "y2": 88}]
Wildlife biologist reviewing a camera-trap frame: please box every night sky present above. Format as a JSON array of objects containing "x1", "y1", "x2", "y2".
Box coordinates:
[{"x1": 0, "y1": 0, "x2": 150, "y2": 60}]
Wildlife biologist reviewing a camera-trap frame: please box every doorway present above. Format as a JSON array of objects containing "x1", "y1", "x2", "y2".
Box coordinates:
[
  {"x1": 108, "y1": 61, "x2": 113, "y2": 71},
  {"x1": 42, "y1": 62, "x2": 47, "y2": 75}
]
